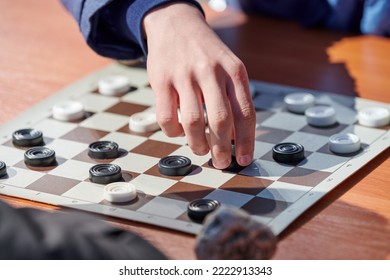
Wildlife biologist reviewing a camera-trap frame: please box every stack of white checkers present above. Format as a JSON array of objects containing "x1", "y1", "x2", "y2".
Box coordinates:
[
  {"x1": 284, "y1": 92, "x2": 390, "y2": 154},
  {"x1": 103, "y1": 182, "x2": 137, "y2": 203},
  {"x1": 52, "y1": 75, "x2": 161, "y2": 133}
]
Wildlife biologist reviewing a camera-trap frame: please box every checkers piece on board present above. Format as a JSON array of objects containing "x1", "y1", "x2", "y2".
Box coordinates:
[
  {"x1": 0, "y1": 161, "x2": 7, "y2": 178},
  {"x1": 88, "y1": 141, "x2": 120, "y2": 159},
  {"x1": 357, "y1": 107, "x2": 390, "y2": 127},
  {"x1": 329, "y1": 133, "x2": 361, "y2": 154},
  {"x1": 98, "y1": 75, "x2": 131, "y2": 96},
  {"x1": 24, "y1": 147, "x2": 56, "y2": 167},
  {"x1": 89, "y1": 163, "x2": 122, "y2": 184},
  {"x1": 12, "y1": 128, "x2": 44, "y2": 147},
  {"x1": 272, "y1": 142, "x2": 305, "y2": 163},
  {"x1": 305, "y1": 106, "x2": 337, "y2": 127},
  {"x1": 129, "y1": 111, "x2": 160, "y2": 133},
  {"x1": 284, "y1": 92, "x2": 315, "y2": 113},
  {"x1": 103, "y1": 182, "x2": 137, "y2": 203},
  {"x1": 158, "y1": 155, "x2": 192, "y2": 176},
  {"x1": 52, "y1": 100, "x2": 85, "y2": 121},
  {"x1": 187, "y1": 199, "x2": 221, "y2": 222}
]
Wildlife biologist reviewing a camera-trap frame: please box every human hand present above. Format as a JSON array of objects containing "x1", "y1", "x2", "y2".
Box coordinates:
[{"x1": 143, "y1": 3, "x2": 255, "y2": 169}]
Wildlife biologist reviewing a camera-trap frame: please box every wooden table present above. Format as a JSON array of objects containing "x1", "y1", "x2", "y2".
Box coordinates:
[{"x1": 1, "y1": 1, "x2": 389, "y2": 259}]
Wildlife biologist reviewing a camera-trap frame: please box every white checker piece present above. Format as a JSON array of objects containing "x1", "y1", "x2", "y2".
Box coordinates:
[
  {"x1": 129, "y1": 111, "x2": 159, "y2": 133},
  {"x1": 33, "y1": 118, "x2": 77, "y2": 138},
  {"x1": 137, "y1": 196, "x2": 188, "y2": 219},
  {"x1": 0, "y1": 146, "x2": 26, "y2": 166},
  {"x1": 52, "y1": 100, "x2": 84, "y2": 121},
  {"x1": 79, "y1": 112, "x2": 129, "y2": 131},
  {"x1": 99, "y1": 132, "x2": 147, "y2": 151},
  {"x1": 79, "y1": 93, "x2": 119, "y2": 112},
  {"x1": 181, "y1": 167, "x2": 235, "y2": 188},
  {"x1": 204, "y1": 189, "x2": 253, "y2": 208},
  {"x1": 0, "y1": 167, "x2": 45, "y2": 188},
  {"x1": 98, "y1": 75, "x2": 131, "y2": 96},
  {"x1": 258, "y1": 181, "x2": 311, "y2": 203},
  {"x1": 329, "y1": 133, "x2": 360, "y2": 154},
  {"x1": 297, "y1": 152, "x2": 348, "y2": 172},
  {"x1": 358, "y1": 107, "x2": 389, "y2": 127},
  {"x1": 63, "y1": 181, "x2": 104, "y2": 203},
  {"x1": 260, "y1": 112, "x2": 307, "y2": 131},
  {"x1": 112, "y1": 153, "x2": 158, "y2": 173},
  {"x1": 45, "y1": 139, "x2": 88, "y2": 159},
  {"x1": 282, "y1": 131, "x2": 329, "y2": 152},
  {"x1": 130, "y1": 174, "x2": 176, "y2": 196},
  {"x1": 49, "y1": 159, "x2": 93, "y2": 181},
  {"x1": 103, "y1": 182, "x2": 137, "y2": 203},
  {"x1": 240, "y1": 159, "x2": 294, "y2": 180},
  {"x1": 121, "y1": 88, "x2": 156, "y2": 106}
]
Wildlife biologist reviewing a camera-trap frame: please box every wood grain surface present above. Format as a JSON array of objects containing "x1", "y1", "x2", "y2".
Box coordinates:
[{"x1": 0, "y1": 1, "x2": 389, "y2": 259}]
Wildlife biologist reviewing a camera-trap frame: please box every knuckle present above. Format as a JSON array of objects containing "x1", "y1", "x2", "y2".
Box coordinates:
[
  {"x1": 183, "y1": 112, "x2": 203, "y2": 128},
  {"x1": 211, "y1": 110, "x2": 231, "y2": 128},
  {"x1": 157, "y1": 115, "x2": 176, "y2": 128},
  {"x1": 238, "y1": 105, "x2": 256, "y2": 122},
  {"x1": 230, "y1": 60, "x2": 248, "y2": 83}
]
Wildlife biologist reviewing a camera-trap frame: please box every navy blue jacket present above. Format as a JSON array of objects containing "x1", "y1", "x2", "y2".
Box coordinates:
[{"x1": 61, "y1": 0, "x2": 390, "y2": 60}]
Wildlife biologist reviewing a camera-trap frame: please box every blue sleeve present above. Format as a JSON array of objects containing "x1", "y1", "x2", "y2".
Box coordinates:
[
  {"x1": 360, "y1": 0, "x2": 390, "y2": 36},
  {"x1": 229, "y1": 0, "x2": 390, "y2": 36},
  {"x1": 325, "y1": 0, "x2": 390, "y2": 36},
  {"x1": 61, "y1": 0, "x2": 204, "y2": 60}
]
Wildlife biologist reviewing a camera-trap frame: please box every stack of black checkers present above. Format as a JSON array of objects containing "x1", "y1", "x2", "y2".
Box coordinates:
[
  {"x1": 24, "y1": 147, "x2": 56, "y2": 167},
  {"x1": 0, "y1": 161, "x2": 7, "y2": 178},
  {"x1": 158, "y1": 155, "x2": 192, "y2": 176},
  {"x1": 12, "y1": 128, "x2": 43, "y2": 147},
  {"x1": 89, "y1": 163, "x2": 122, "y2": 184},
  {"x1": 187, "y1": 199, "x2": 220, "y2": 222},
  {"x1": 272, "y1": 142, "x2": 305, "y2": 163},
  {"x1": 12, "y1": 128, "x2": 57, "y2": 167},
  {"x1": 88, "y1": 141, "x2": 119, "y2": 159}
]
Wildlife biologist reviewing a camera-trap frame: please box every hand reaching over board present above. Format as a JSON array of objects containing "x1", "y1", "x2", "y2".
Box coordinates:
[{"x1": 143, "y1": 3, "x2": 256, "y2": 169}]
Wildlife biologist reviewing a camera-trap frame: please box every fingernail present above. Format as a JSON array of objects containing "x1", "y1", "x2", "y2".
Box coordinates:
[
  {"x1": 238, "y1": 155, "x2": 252, "y2": 166},
  {"x1": 213, "y1": 159, "x2": 230, "y2": 169}
]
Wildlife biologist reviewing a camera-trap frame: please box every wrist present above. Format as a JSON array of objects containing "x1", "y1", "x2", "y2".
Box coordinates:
[{"x1": 143, "y1": 2, "x2": 205, "y2": 39}]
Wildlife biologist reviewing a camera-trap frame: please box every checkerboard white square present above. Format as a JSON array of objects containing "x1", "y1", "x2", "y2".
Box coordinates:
[
  {"x1": 137, "y1": 196, "x2": 188, "y2": 219},
  {"x1": 131, "y1": 174, "x2": 176, "y2": 196},
  {"x1": 46, "y1": 138, "x2": 88, "y2": 159},
  {"x1": 257, "y1": 181, "x2": 311, "y2": 203},
  {"x1": 240, "y1": 159, "x2": 294, "y2": 180},
  {"x1": 341, "y1": 125, "x2": 386, "y2": 145},
  {"x1": 181, "y1": 166, "x2": 235, "y2": 188},
  {"x1": 169, "y1": 145, "x2": 210, "y2": 167},
  {"x1": 34, "y1": 119, "x2": 78, "y2": 138},
  {"x1": 121, "y1": 88, "x2": 156, "y2": 106},
  {"x1": 298, "y1": 152, "x2": 348, "y2": 172},
  {"x1": 0, "y1": 146, "x2": 26, "y2": 166},
  {"x1": 260, "y1": 112, "x2": 307, "y2": 131},
  {"x1": 79, "y1": 112, "x2": 129, "y2": 132},
  {"x1": 253, "y1": 141, "x2": 277, "y2": 159},
  {"x1": 282, "y1": 131, "x2": 329, "y2": 152},
  {"x1": 100, "y1": 132, "x2": 147, "y2": 151},
  {"x1": 49, "y1": 159, "x2": 92, "y2": 181},
  {"x1": 62, "y1": 181, "x2": 104, "y2": 203},
  {"x1": 149, "y1": 131, "x2": 187, "y2": 145},
  {"x1": 204, "y1": 189, "x2": 254, "y2": 208},
  {"x1": 112, "y1": 152, "x2": 158, "y2": 173},
  {"x1": 0, "y1": 167, "x2": 45, "y2": 188},
  {"x1": 79, "y1": 93, "x2": 120, "y2": 112}
]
